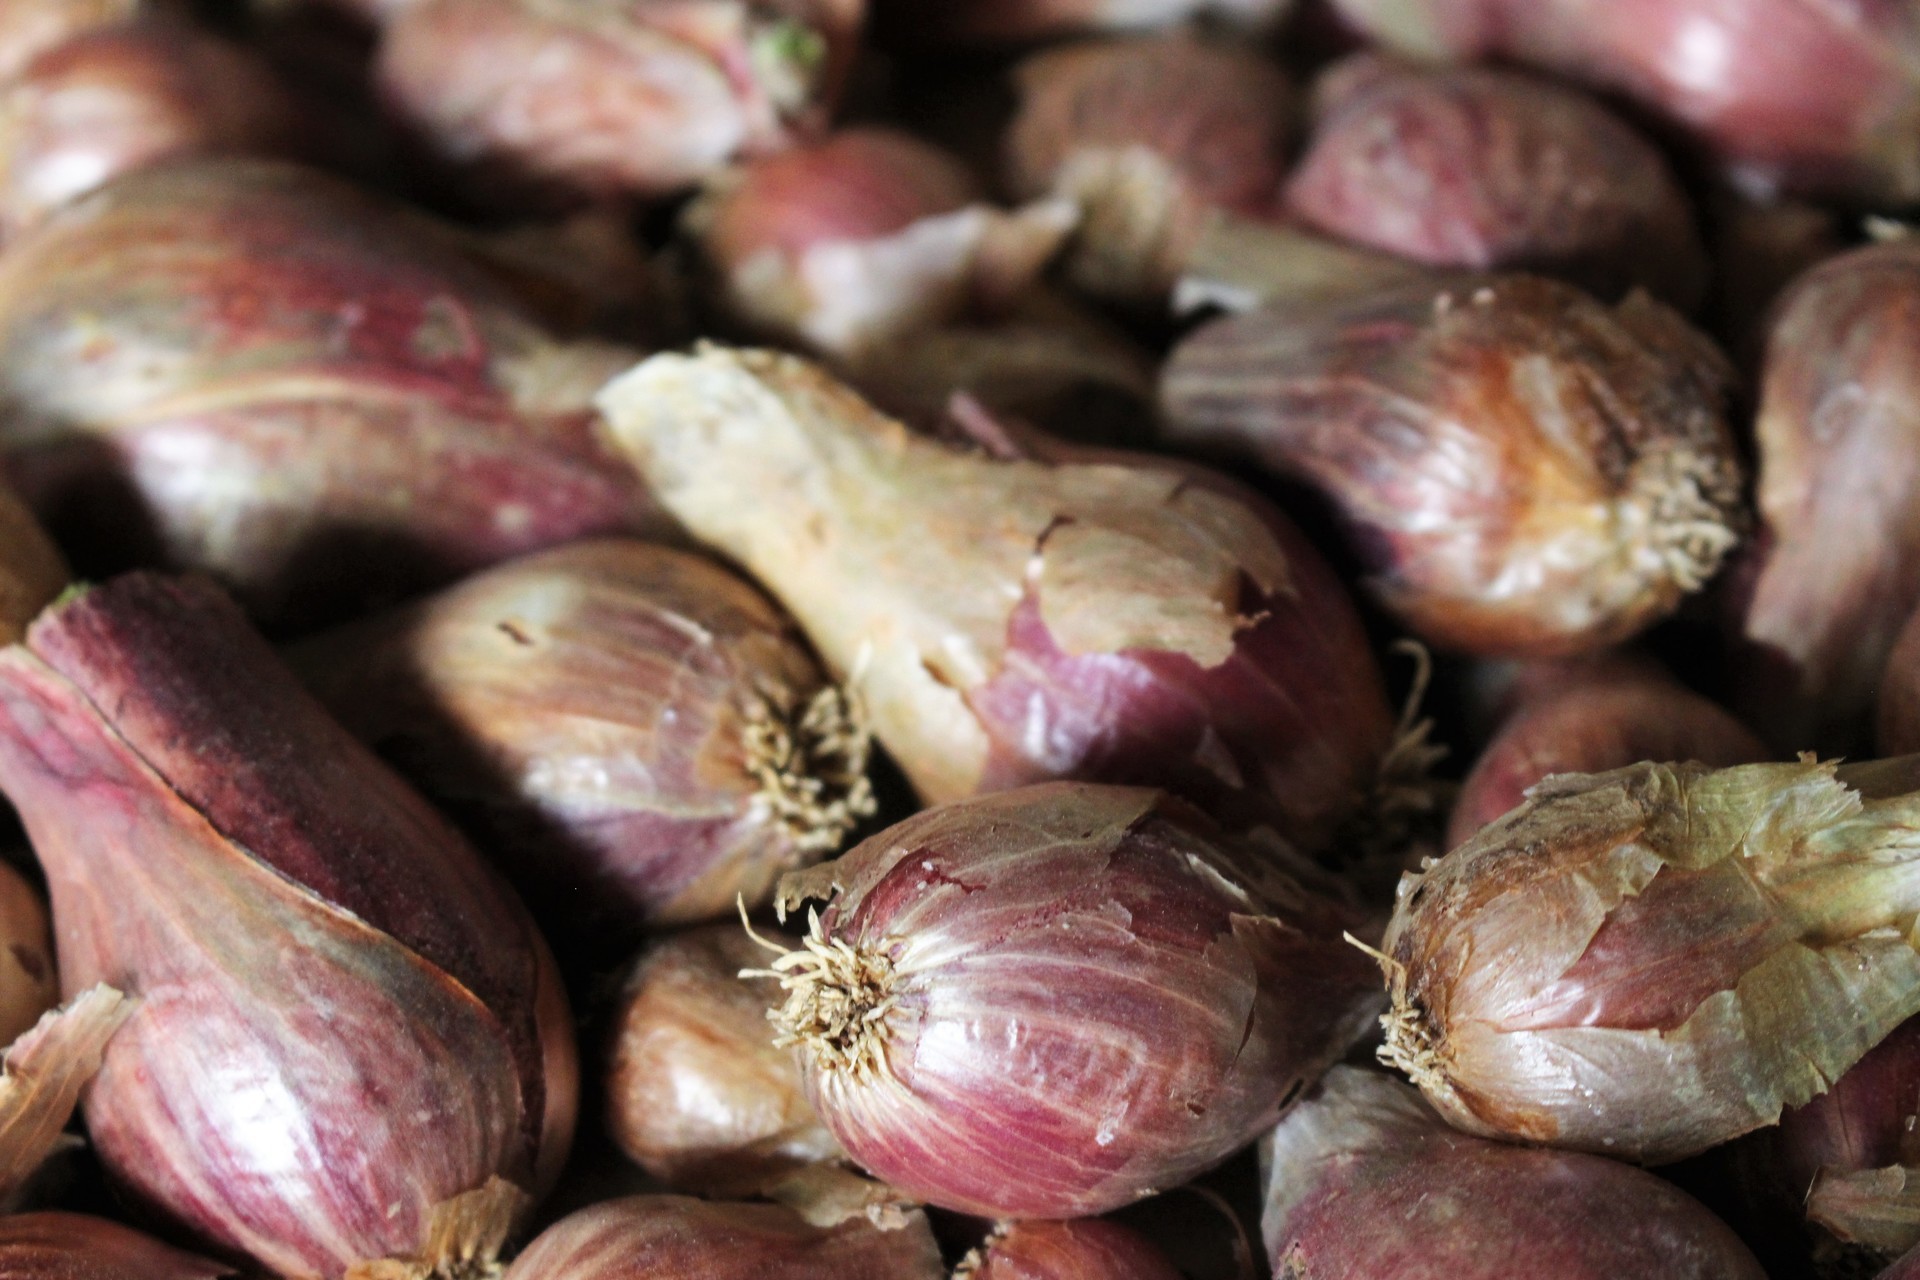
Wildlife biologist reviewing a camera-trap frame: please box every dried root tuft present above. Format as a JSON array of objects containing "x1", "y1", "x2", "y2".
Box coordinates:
[
  {"x1": 742, "y1": 903, "x2": 900, "y2": 1086},
  {"x1": 742, "y1": 679, "x2": 877, "y2": 855}
]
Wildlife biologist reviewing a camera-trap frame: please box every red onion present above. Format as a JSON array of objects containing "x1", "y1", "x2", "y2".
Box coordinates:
[
  {"x1": 504, "y1": 1195, "x2": 943, "y2": 1280},
  {"x1": 885, "y1": 0, "x2": 1293, "y2": 45},
  {"x1": 0, "y1": 1212, "x2": 230, "y2": 1279},
  {"x1": 1375, "y1": 756, "x2": 1920, "y2": 1164},
  {"x1": 597, "y1": 345, "x2": 1406, "y2": 853},
  {"x1": 0, "y1": 158, "x2": 662, "y2": 629},
  {"x1": 292, "y1": 539, "x2": 873, "y2": 955},
  {"x1": 958, "y1": 1219, "x2": 1182, "y2": 1280},
  {"x1": 0, "y1": 573, "x2": 578, "y2": 1278},
  {"x1": 1263, "y1": 1066, "x2": 1767, "y2": 1278},
  {"x1": 1447, "y1": 656, "x2": 1767, "y2": 847},
  {"x1": 0, "y1": 19, "x2": 299, "y2": 245},
  {"x1": 1731, "y1": 236, "x2": 1920, "y2": 756},
  {"x1": 1003, "y1": 33, "x2": 1293, "y2": 304},
  {"x1": 684, "y1": 127, "x2": 1073, "y2": 357},
  {"x1": 1161, "y1": 275, "x2": 1745, "y2": 657},
  {"x1": 377, "y1": 0, "x2": 865, "y2": 206},
  {"x1": 755, "y1": 783, "x2": 1381, "y2": 1218},
  {"x1": 1282, "y1": 54, "x2": 1706, "y2": 307},
  {"x1": 1327, "y1": 0, "x2": 1920, "y2": 205}
]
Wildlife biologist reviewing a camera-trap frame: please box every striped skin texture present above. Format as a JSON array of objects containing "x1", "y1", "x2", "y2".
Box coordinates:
[
  {"x1": 965, "y1": 1219, "x2": 1182, "y2": 1279},
  {"x1": 775, "y1": 783, "x2": 1380, "y2": 1218},
  {"x1": 0, "y1": 1212, "x2": 230, "y2": 1280},
  {"x1": 0, "y1": 574, "x2": 576, "y2": 1279}
]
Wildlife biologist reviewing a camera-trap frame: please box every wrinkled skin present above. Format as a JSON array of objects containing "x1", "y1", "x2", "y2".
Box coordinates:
[
  {"x1": 0, "y1": 575, "x2": 577, "y2": 1279},
  {"x1": 1735, "y1": 238, "x2": 1920, "y2": 756},
  {"x1": 1330, "y1": 0, "x2": 1920, "y2": 204},
  {"x1": 1380, "y1": 758, "x2": 1920, "y2": 1164},
  {"x1": 1162, "y1": 276, "x2": 1744, "y2": 657},
  {"x1": 771, "y1": 784, "x2": 1380, "y2": 1218},
  {"x1": 1262, "y1": 1068, "x2": 1767, "y2": 1278},
  {"x1": 0, "y1": 159, "x2": 660, "y2": 629},
  {"x1": 1283, "y1": 55, "x2": 1705, "y2": 307},
  {"x1": 965, "y1": 1219, "x2": 1182, "y2": 1280},
  {"x1": 504, "y1": 1196, "x2": 944, "y2": 1280},
  {"x1": 0, "y1": 1213, "x2": 231, "y2": 1280}
]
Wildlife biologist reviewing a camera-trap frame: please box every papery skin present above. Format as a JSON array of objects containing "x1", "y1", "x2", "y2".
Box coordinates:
[
  {"x1": 0, "y1": 0, "x2": 134, "y2": 82},
  {"x1": 1447, "y1": 658, "x2": 1767, "y2": 847},
  {"x1": 1378, "y1": 757, "x2": 1920, "y2": 1164},
  {"x1": 769, "y1": 784, "x2": 1382, "y2": 1218},
  {"x1": 292, "y1": 539, "x2": 868, "y2": 950},
  {"x1": 597, "y1": 345, "x2": 1397, "y2": 850},
  {"x1": 0, "y1": 574, "x2": 577, "y2": 1279},
  {"x1": 378, "y1": 0, "x2": 864, "y2": 206},
  {"x1": 961, "y1": 1219, "x2": 1181, "y2": 1280},
  {"x1": 685, "y1": 127, "x2": 1074, "y2": 357},
  {"x1": 1161, "y1": 276, "x2": 1744, "y2": 657},
  {"x1": 1327, "y1": 0, "x2": 1920, "y2": 205},
  {"x1": 0, "y1": 20, "x2": 300, "y2": 245},
  {"x1": 891, "y1": 0, "x2": 1292, "y2": 45},
  {"x1": 0, "y1": 158, "x2": 660, "y2": 629},
  {"x1": 0, "y1": 1212, "x2": 231, "y2": 1280},
  {"x1": 605, "y1": 924, "x2": 839, "y2": 1192},
  {"x1": 1003, "y1": 34, "x2": 1293, "y2": 304},
  {"x1": 1282, "y1": 55, "x2": 1706, "y2": 308},
  {"x1": 1262, "y1": 1067, "x2": 1766, "y2": 1278},
  {"x1": 1734, "y1": 238, "x2": 1920, "y2": 756},
  {"x1": 504, "y1": 1195, "x2": 943, "y2": 1280}
]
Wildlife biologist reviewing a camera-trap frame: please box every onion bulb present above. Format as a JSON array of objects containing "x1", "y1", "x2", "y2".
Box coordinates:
[
  {"x1": 755, "y1": 782, "x2": 1381, "y2": 1218},
  {"x1": 957, "y1": 1220, "x2": 1182, "y2": 1280},
  {"x1": 1262, "y1": 1066, "x2": 1767, "y2": 1278},
  {"x1": 0, "y1": 1212, "x2": 231, "y2": 1279},
  {"x1": 0, "y1": 573, "x2": 578, "y2": 1279},
  {"x1": 1374, "y1": 756, "x2": 1920, "y2": 1164},
  {"x1": 596, "y1": 344, "x2": 1404, "y2": 852}
]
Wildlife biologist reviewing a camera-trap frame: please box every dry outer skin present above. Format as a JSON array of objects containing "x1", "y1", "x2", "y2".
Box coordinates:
[
  {"x1": 1162, "y1": 276, "x2": 1744, "y2": 656},
  {"x1": 1262, "y1": 1067, "x2": 1766, "y2": 1278},
  {"x1": 1378, "y1": 758, "x2": 1920, "y2": 1163},
  {"x1": 960, "y1": 1219, "x2": 1182, "y2": 1280},
  {"x1": 503, "y1": 1196, "x2": 944, "y2": 1280},
  {"x1": 0, "y1": 1212, "x2": 231, "y2": 1280}
]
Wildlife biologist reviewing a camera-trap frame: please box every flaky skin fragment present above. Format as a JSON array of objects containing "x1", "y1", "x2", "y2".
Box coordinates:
[{"x1": 1379, "y1": 757, "x2": 1920, "y2": 1163}]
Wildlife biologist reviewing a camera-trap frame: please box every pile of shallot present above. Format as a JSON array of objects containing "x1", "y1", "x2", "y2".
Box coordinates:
[{"x1": 0, "y1": 0, "x2": 1914, "y2": 1277}]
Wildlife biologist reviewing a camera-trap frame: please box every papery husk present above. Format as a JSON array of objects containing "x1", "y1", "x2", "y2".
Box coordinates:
[
  {"x1": 292, "y1": 541, "x2": 871, "y2": 951},
  {"x1": 0, "y1": 574, "x2": 576, "y2": 1279},
  {"x1": 886, "y1": 0, "x2": 1293, "y2": 46},
  {"x1": 0, "y1": 158, "x2": 660, "y2": 629},
  {"x1": 685, "y1": 128, "x2": 1075, "y2": 358},
  {"x1": 0, "y1": 0, "x2": 136, "y2": 82},
  {"x1": 1261, "y1": 1066, "x2": 1767, "y2": 1278},
  {"x1": 1170, "y1": 211, "x2": 1434, "y2": 317},
  {"x1": 761, "y1": 784, "x2": 1382, "y2": 1219},
  {"x1": 1376, "y1": 757, "x2": 1920, "y2": 1164},
  {"x1": 1327, "y1": 0, "x2": 1920, "y2": 205},
  {"x1": 1162, "y1": 275, "x2": 1744, "y2": 657},
  {"x1": 1447, "y1": 657, "x2": 1767, "y2": 847},
  {"x1": 502, "y1": 1196, "x2": 944, "y2": 1280},
  {"x1": 0, "y1": 19, "x2": 301, "y2": 245},
  {"x1": 957, "y1": 1219, "x2": 1182, "y2": 1280},
  {"x1": 1734, "y1": 238, "x2": 1920, "y2": 757},
  {"x1": 596, "y1": 344, "x2": 1397, "y2": 849},
  {"x1": 1283, "y1": 54, "x2": 1706, "y2": 308},
  {"x1": 0, "y1": 1211, "x2": 232, "y2": 1280},
  {"x1": 1003, "y1": 33, "x2": 1293, "y2": 304},
  {"x1": 378, "y1": 0, "x2": 864, "y2": 207},
  {"x1": 0, "y1": 985, "x2": 130, "y2": 1206}
]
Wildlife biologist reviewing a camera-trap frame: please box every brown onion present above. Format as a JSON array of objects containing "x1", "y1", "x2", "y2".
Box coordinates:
[
  {"x1": 1162, "y1": 275, "x2": 1744, "y2": 657},
  {"x1": 0, "y1": 573, "x2": 578, "y2": 1278},
  {"x1": 504, "y1": 1195, "x2": 943, "y2": 1280},
  {"x1": 1447, "y1": 657, "x2": 1767, "y2": 847},
  {"x1": 0, "y1": 0, "x2": 133, "y2": 83},
  {"x1": 885, "y1": 0, "x2": 1292, "y2": 45},
  {"x1": 1263, "y1": 1066, "x2": 1767, "y2": 1278},
  {"x1": 0, "y1": 19, "x2": 299, "y2": 244},
  {"x1": 684, "y1": 127, "x2": 1073, "y2": 357},
  {"x1": 292, "y1": 539, "x2": 873, "y2": 954},
  {"x1": 958, "y1": 1219, "x2": 1182, "y2": 1279},
  {"x1": 1732, "y1": 237, "x2": 1920, "y2": 756},
  {"x1": 377, "y1": 0, "x2": 864, "y2": 206},
  {"x1": 0, "y1": 158, "x2": 662, "y2": 630},
  {"x1": 756, "y1": 783, "x2": 1381, "y2": 1218},
  {"x1": 1374, "y1": 756, "x2": 1920, "y2": 1164},
  {"x1": 1282, "y1": 54, "x2": 1706, "y2": 307},
  {"x1": 1003, "y1": 33, "x2": 1293, "y2": 305},
  {"x1": 0, "y1": 1212, "x2": 230, "y2": 1279},
  {"x1": 597, "y1": 345, "x2": 1404, "y2": 852}
]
